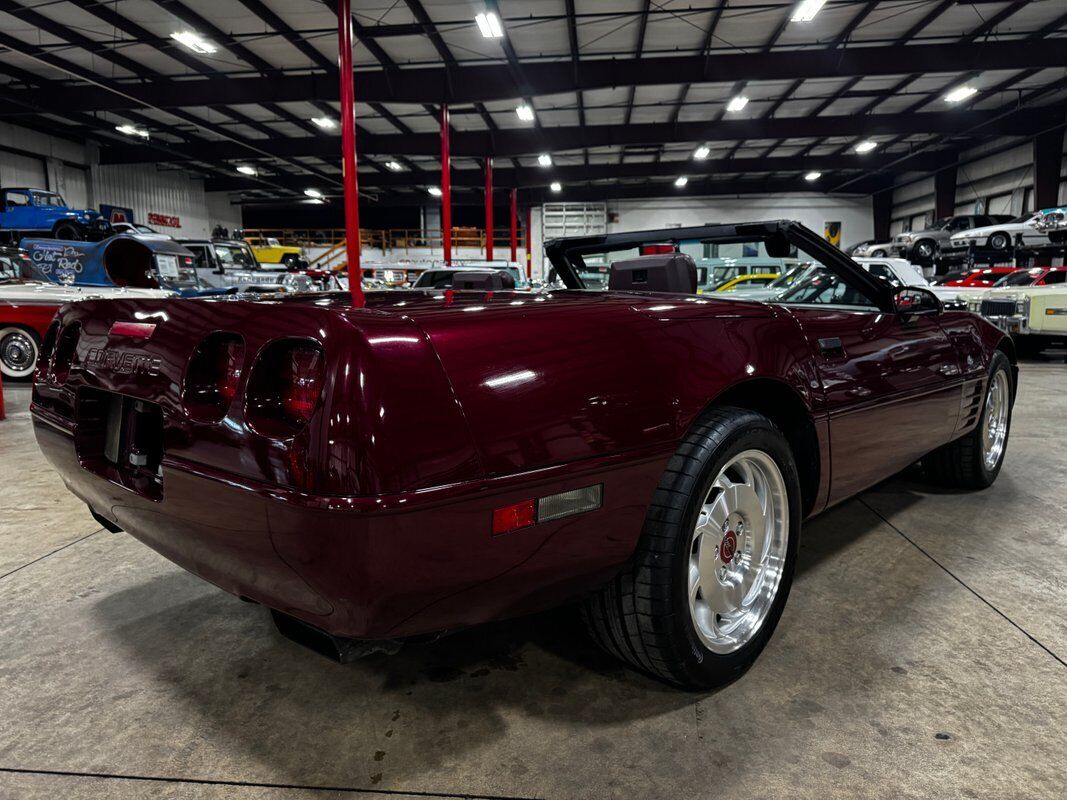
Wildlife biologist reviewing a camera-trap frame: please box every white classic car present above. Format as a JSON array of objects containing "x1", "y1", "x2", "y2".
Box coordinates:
[
  {"x1": 941, "y1": 211, "x2": 1052, "y2": 258},
  {"x1": 968, "y1": 267, "x2": 1067, "y2": 355}
]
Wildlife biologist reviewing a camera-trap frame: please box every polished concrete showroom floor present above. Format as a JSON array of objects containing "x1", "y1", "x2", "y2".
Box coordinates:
[{"x1": 1, "y1": 365, "x2": 1065, "y2": 800}]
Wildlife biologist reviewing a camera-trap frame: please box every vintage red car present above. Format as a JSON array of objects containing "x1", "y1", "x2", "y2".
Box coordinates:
[
  {"x1": 31, "y1": 221, "x2": 1017, "y2": 689},
  {"x1": 936, "y1": 266, "x2": 1017, "y2": 287}
]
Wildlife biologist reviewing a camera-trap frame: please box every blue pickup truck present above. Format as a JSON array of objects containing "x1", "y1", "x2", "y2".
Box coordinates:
[{"x1": 0, "y1": 187, "x2": 111, "y2": 243}]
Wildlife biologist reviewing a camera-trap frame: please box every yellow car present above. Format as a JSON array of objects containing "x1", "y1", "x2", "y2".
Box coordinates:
[
  {"x1": 713, "y1": 273, "x2": 781, "y2": 293},
  {"x1": 244, "y1": 236, "x2": 308, "y2": 269}
]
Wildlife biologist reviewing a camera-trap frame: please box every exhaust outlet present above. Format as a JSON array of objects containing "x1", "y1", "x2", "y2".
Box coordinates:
[{"x1": 270, "y1": 610, "x2": 402, "y2": 663}]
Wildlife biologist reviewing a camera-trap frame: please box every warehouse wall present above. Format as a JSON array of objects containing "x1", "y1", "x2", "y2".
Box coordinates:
[
  {"x1": 529, "y1": 193, "x2": 874, "y2": 278},
  {"x1": 0, "y1": 121, "x2": 242, "y2": 238}
]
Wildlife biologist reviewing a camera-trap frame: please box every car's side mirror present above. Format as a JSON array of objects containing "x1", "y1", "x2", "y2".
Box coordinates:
[{"x1": 894, "y1": 286, "x2": 942, "y2": 318}]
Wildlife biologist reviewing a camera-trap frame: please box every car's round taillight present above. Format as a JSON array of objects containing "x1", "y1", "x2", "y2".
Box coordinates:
[
  {"x1": 245, "y1": 339, "x2": 325, "y2": 437},
  {"x1": 51, "y1": 323, "x2": 80, "y2": 383},
  {"x1": 183, "y1": 333, "x2": 244, "y2": 421}
]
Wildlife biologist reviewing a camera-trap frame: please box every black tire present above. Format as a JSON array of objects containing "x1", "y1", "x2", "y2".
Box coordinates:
[
  {"x1": 870, "y1": 248, "x2": 887, "y2": 257},
  {"x1": 281, "y1": 253, "x2": 300, "y2": 270},
  {"x1": 581, "y1": 407, "x2": 802, "y2": 690},
  {"x1": 923, "y1": 351, "x2": 1013, "y2": 489},
  {"x1": 913, "y1": 239, "x2": 936, "y2": 261},
  {"x1": 52, "y1": 221, "x2": 82, "y2": 240},
  {"x1": 988, "y1": 232, "x2": 1010, "y2": 251},
  {"x1": 0, "y1": 325, "x2": 41, "y2": 380}
]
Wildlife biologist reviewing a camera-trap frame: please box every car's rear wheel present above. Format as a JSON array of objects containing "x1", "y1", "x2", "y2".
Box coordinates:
[
  {"x1": 0, "y1": 325, "x2": 41, "y2": 380},
  {"x1": 582, "y1": 407, "x2": 801, "y2": 690},
  {"x1": 923, "y1": 351, "x2": 1013, "y2": 489},
  {"x1": 988, "y1": 232, "x2": 1011, "y2": 251}
]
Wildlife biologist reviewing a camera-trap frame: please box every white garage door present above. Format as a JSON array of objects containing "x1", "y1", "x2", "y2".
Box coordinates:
[{"x1": 0, "y1": 152, "x2": 47, "y2": 187}]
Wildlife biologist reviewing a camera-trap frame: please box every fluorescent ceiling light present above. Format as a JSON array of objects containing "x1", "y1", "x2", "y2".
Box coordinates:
[
  {"x1": 236, "y1": 165, "x2": 257, "y2": 176},
  {"x1": 805, "y1": 171, "x2": 822, "y2": 181},
  {"x1": 304, "y1": 188, "x2": 323, "y2": 199},
  {"x1": 537, "y1": 153, "x2": 552, "y2": 167},
  {"x1": 115, "y1": 124, "x2": 149, "y2": 139},
  {"x1": 693, "y1": 145, "x2": 710, "y2": 160},
  {"x1": 854, "y1": 140, "x2": 878, "y2": 154},
  {"x1": 385, "y1": 160, "x2": 403, "y2": 171},
  {"x1": 674, "y1": 176, "x2": 688, "y2": 187},
  {"x1": 311, "y1": 116, "x2": 337, "y2": 131},
  {"x1": 726, "y1": 95, "x2": 749, "y2": 113},
  {"x1": 945, "y1": 85, "x2": 978, "y2": 104},
  {"x1": 791, "y1": 0, "x2": 827, "y2": 22},
  {"x1": 475, "y1": 11, "x2": 504, "y2": 39},
  {"x1": 427, "y1": 186, "x2": 443, "y2": 197},
  {"x1": 170, "y1": 30, "x2": 217, "y2": 55},
  {"x1": 550, "y1": 182, "x2": 562, "y2": 192},
  {"x1": 516, "y1": 104, "x2": 535, "y2": 122}
]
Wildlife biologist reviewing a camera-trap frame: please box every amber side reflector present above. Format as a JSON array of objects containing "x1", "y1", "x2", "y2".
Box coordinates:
[
  {"x1": 492, "y1": 499, "x2": 536, "y2": 535},
  {"x1": 492, "y1": 484, "x2": 603, "y2": 535}
]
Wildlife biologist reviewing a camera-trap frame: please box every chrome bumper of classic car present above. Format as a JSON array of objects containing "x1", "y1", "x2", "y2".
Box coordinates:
[{"x1": 970, "y1": 297, "x2": 1030, "y2": 335}]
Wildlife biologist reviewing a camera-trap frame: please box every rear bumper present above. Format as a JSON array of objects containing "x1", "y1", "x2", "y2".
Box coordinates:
[{"x1": 33, "y1": 406, "x2": 667, "y2": 640}]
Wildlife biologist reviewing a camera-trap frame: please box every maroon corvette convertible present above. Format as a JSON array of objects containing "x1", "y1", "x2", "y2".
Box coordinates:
[{"x1": 31, "y1": 221, "x2": 1016, "y2": 690}]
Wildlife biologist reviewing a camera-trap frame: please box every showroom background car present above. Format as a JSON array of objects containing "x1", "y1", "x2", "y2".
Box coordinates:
[
  {"x1": 892, "y1": 214, "x2": 1013, "y2": 267},
  {"x1": 941, "y1": 210, "x2": 1052, "y2": 259},
  {"x1": 0, "y1": 187, "x2": 112, "y2": 243}
]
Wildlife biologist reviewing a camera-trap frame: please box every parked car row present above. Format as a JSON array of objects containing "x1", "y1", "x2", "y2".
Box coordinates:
[{"x1": 875, "y1": 209, "x2": 1067, "y2": 270}]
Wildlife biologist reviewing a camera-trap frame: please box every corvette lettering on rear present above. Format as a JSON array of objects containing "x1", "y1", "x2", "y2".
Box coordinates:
[{"x1": 85, "y1": 348, "x2": 163, "y2": 376}]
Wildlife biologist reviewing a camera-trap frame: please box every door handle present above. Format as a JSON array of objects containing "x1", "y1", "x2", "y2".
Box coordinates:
[{"x1": 818, "y1": 337, "x2": 846, "y2": 358}]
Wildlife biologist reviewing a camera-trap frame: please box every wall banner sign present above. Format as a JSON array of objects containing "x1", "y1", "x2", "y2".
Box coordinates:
[{"x1": 148, "y1": 212, "x2": 181, "y2": 228}]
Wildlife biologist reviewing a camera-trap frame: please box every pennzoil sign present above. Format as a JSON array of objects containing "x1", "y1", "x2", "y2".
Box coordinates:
[{"x1": 86, "y1": 348, "x2": 162, "y2": 376}]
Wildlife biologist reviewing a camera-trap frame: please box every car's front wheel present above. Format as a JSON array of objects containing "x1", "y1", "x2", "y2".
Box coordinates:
[
  {"x1": 582, "y1": 407, "x2": 801, "y2": 690},
  {"x1": 924, "y1": 351, "x2": 1013, "y2": 488},
  {"x1": 871, "y1": 248, "x2": 887, "y2": 257},
  {"x1": 914, "y1": 240, "x2": 936, "y2": 260},
  {"x1": 0, "y1": 326, "x2": 41, "y2": 379}
]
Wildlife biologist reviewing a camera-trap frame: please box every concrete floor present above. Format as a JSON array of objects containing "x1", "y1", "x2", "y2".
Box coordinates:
[{"x1": 1, "y1": 365, "x2": 1065, "y2": 800}]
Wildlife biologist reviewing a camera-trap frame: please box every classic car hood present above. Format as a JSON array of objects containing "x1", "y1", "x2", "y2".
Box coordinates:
[
  {"x1": 980, "y1": 285, "x2": 1066, "y2": 300},
  {"x1": 950, "y1": 223, "x2": 1029, "y2": 241},
  {"x1": 0, "y1": 280, "x2": 173, "y2": 304}
]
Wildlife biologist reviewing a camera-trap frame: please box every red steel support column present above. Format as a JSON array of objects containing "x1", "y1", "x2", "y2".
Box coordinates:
[
  {"x1": 509, "y1": 188, "x2": 518, "y2": 263},
  {"x1": 484, "y1": 157, "x2": 494, "y2": 260},
  {"x1": 440, "y1": 105, "x2": 452, "y2": 265},
  {"x1": 525, "y1": 205, "x2": 533, "y2": 280},
  {"x1": 336, "y1": 0, "x2": 363, "y2": 307}
]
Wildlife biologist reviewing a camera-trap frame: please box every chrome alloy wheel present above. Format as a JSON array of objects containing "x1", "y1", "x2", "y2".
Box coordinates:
[
  {"x1": 0, "y1": 328, "x2": 38, "y2": 378},
  {"x1": 688, "y1": 450, "x2": 789, "y2": 654},
  {"x1": 982, "y1": 369, "x2": 1009, "y2": 471}
]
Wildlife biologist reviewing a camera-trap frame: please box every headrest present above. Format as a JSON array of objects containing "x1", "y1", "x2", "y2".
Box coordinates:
[
  {"x1": 608, "y1": 253, "x2": 697, "y2": 294},
  {"x1": 450, "y1": 270, "x2": 516, "y2": 290},
  {"x1": 764, "y1": 232, "x2": 792, "y2": 258}
]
